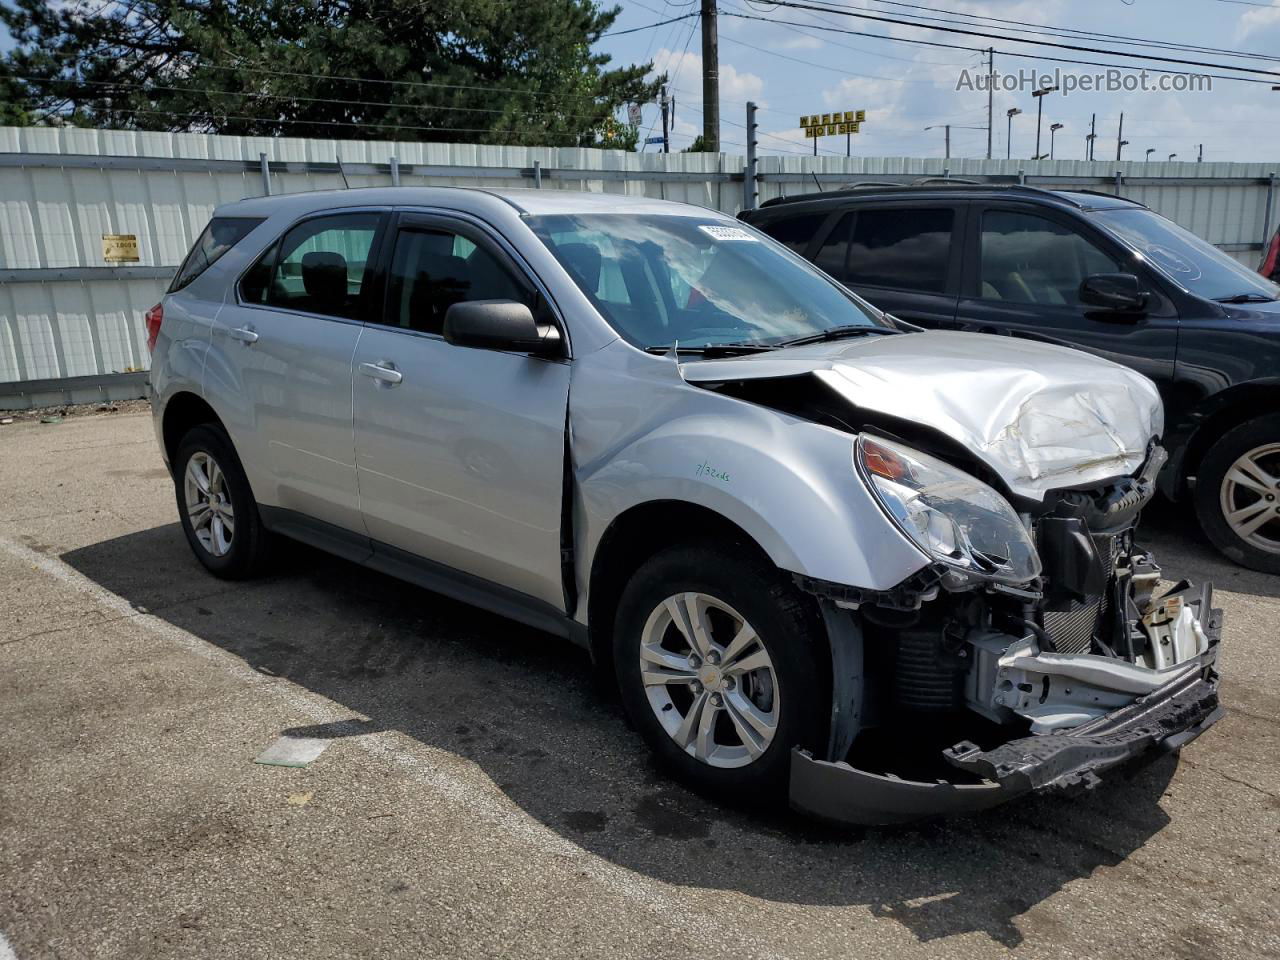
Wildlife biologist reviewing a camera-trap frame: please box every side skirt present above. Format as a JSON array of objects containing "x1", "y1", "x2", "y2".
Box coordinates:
[{"x1": 259, "y1": 506, "x2": 589, "y2": 648}]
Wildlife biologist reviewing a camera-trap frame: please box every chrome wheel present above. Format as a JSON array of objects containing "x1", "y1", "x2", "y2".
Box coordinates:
[
  {"x1": 638, "y1": 592, "x2": 779, "y2": 769},
  {"x1": 1219, "y1": 442, "x2": 1280, "y2": 555},
  {"x1": 184, "y1": 450, "x2": 235, "y2": 557}
]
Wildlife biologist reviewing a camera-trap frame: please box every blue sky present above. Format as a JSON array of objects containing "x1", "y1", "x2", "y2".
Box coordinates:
[{"x1": 597, "y1": 0, "x2": 1280, "y2": 161}]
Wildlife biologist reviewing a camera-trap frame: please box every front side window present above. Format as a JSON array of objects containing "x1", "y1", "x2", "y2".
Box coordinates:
[
  {"x1": 980, "y1": 210, "x2": 1118, "y2": 306},
  {"x1": 528, "y1": 214, "x2": 883, "y2": 350},
  {"x1": 169, "y1": 217, "x2": 263, "y2": 292},
  {"x1": 846, "y1": 207, "x2": 953, "y2": 293},
  {"x1": 240, "y1": 212, "x2": 381, "y2": 320},
  {"x1": 383, "y1": 228, "x2": 528, "y2": 335},
  {"x1": 1095, "y1": 207, "x2": 1280, "y2": 302}
]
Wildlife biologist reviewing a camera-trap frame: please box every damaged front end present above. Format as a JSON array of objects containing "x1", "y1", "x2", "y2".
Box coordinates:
[{"x1": 790, "y1": 441, "x2": 1224, "y2": 826}]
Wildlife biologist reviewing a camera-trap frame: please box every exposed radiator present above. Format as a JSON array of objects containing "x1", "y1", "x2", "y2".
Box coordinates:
[{"x1": 1042, "y1": 536, "x2": 1118, "y2": 655}]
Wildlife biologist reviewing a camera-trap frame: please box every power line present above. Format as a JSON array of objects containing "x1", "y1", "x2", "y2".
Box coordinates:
[
  {"x1": 754, "y1": 0, "x2": 1280, "y2": 80},
  {"x1": 858, "y1": 0, "x2": 1280, "y2": 64},
  {"x1": 723, "y1": 7, "x2": 1280, "y2": 87},
  {"x1": 603, "y1": 12, "x2": 699, "y2": 36},
  {"x1": 719, "y1": 31, "x2": 945, "y2": 83}
]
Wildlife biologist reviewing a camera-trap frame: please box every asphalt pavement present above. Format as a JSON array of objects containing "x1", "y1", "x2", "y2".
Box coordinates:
[{"x1": 1, "y1": 408, "x2": 1277, "y2": 960}]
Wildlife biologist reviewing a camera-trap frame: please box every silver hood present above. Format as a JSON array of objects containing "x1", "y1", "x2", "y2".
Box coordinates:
[{"x1": 679, "y1": 331, "x2": 1164, "y2": 500}]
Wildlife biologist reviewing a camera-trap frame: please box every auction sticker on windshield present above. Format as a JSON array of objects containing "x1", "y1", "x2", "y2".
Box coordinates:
[{"x1": 698, "y1": 225, "x2": 758, "y2": 242}]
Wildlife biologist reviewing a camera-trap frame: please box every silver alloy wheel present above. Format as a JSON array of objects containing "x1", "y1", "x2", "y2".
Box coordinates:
[
  {"x1": 1219, "y1": 442, "x2": 1280, "y2": 555},
  {"x1": 184, "y1": 450, "x2": 235, "y2": 557},
  {"x1": 638, "y1": 592, "x2": 779, "y2": 769}
]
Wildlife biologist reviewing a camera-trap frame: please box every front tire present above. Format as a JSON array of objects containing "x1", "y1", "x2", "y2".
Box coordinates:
[
  {"x1": 1194, "y1": 414, "x2": 1280, "y2": 574},
  {"x1": 613, "y1": 542, "x2": 827, "y2": 802},
  {"x1": 174, "y1": 424, "x2": 271, "y2": 579}
]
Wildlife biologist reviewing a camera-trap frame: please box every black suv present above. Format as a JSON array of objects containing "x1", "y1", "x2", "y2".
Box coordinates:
[{"x1": 741, "y1": 184, "x2": 1280, "y2": 573}]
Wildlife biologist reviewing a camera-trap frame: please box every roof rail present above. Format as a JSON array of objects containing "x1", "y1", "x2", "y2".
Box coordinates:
[
  {"x1": 756, "y1": 180, "x2": 1149, "y2": 211},
  {"x1": 1058, "y1": 187, "x2": 1148, "y2": 208}
]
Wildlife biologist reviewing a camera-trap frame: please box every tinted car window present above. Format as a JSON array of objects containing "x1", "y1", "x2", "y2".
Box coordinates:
[
  {"x1": 813, "y1": 214, "x2": 853, "y2": 278},
  {"x1": 756, "y1": 212, "x2": 828, "y2": 255},
  {"x1": 169, "y1": 217, "x2": 263, "y2": 293},
  {"x1": 980, "y1": 210, "x2": 1118, "y2": 306},
  {"x1": 241, "y1": 213, "x2": 380, "y2": 320},
  {"x1": 846, "y1": 208, "x2": 953, "y2": 293},
  {"x1": 384, "y1": 228, "x2": 528, "y2": 335}
]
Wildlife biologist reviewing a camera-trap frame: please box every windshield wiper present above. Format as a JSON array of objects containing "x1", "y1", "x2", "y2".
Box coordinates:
[
  {"x1": 643, "y1": 342, "x2": 779, "y2": 358},
  {"x1": 1214, "y1": 293, "x2": 1277, "y2": 303},
  {"x1": 773, "y1": 325, "x2": 901, "y2": 348}
]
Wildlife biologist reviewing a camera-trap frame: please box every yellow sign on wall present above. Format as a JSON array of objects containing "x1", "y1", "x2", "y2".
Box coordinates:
[
  {"x1": 799, "y1": 110, "x2": 867, "y2": 139},
  {"x1": 102, "y1": 234, "x2": 140, "y2": 262}
]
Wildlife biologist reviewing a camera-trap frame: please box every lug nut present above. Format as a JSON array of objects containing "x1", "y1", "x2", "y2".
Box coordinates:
[
  {"x1": 688, "y1": 654, "x2": 701, "y2": 668},
  {"x1": 706, "y1": 650, "x2": 720, "y2": 665},
  {"x1": 710, "y1": 693, "x2": 723, "y2": 707},
  {"x1": 722, "y1": 676, "x2": 735, "y2": 690}
]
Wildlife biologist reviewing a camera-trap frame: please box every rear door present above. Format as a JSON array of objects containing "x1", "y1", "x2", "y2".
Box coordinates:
[
  {"x1": 351, "y1": 211, "x2": 570, "y2": 608},
  {"x1": 954, "y1": 203, "x2": 1178, "y2": 390},
  {"x1": 208, "y1": 209, "x2": 387, "y2": 537}
]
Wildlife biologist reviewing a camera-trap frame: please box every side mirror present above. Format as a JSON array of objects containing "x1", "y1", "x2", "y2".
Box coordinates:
[
  {"x1": 443, "y1": 300, "x2": 562, "y2": 356},
  {"x1": 1079, "y1": 273, "x2": 1149, "y2": 314}
]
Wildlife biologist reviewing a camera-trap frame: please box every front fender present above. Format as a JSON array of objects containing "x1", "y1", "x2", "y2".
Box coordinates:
[{"x1": 570, "y1": 344, "x2": 929, "y2": 605}]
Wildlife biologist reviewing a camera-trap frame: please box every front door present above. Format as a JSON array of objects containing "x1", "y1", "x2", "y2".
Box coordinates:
[
  {"x1": 209, "y1": 209, "x2": 386, "y2": 534},
  {"x1": 954, "y1": 204, "x2": 1179, "y2": 395},
  {"x1": 352, "y1": 213, "x2": 570, "y2": 608}
]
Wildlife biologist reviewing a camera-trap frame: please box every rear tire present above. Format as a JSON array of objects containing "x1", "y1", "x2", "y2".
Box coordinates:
[
  {"x1": 174, "y1": 424, "x2": 271, "y2": 579},
  {"x1": 612, "y1": 542, "x2": 827, "y2": 803},
  {"x1": 1194, "y1": 414, "x2": 1280, "y2": 574}
]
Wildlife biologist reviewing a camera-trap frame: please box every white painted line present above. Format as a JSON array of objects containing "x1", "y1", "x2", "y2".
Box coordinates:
[{"x1": 0, "y1": 534, "x2": 787, "y2": 958}]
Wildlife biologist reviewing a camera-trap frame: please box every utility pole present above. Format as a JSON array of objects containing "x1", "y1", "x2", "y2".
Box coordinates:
[
  {"x1": 660, "y1": 86, "x2": 670, "y2": 154},
  {"x1": 986, "y1": 47, "x2": 994, "y2": 160},
  {"x1": 744, "y1": 101, "x2": 758, "y2": 210},
  {"x1": 1116, "y1": 112, "x2": 1127, "y2": 161},
  {"x1": 924, "y1": 124, "x2": 951, "y2": 159},
  {"x1": 1087, "y1": 113, "x2": 1096, "y2": 161},
  {"x1": 700, "y1": 0, "x2": 720, "y2": 153},
  {"x1": 1198, "y1": 143, "x2": 1204, "y2": 163}
]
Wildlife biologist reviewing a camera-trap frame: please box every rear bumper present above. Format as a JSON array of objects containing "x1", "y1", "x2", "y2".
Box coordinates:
[{"x1": 790, "y1": 646, "x2": 1222, "y2": 827}]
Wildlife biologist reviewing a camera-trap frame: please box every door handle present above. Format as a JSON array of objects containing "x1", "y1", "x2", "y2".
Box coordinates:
[
  {"x1": 358, "y1": 361, "x2": 403, "y2": 385},
  {"x1": 230, "y1": 325, "x2": 259, "y2": 344}
]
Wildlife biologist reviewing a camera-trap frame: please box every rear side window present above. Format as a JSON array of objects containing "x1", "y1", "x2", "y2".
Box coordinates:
[
  {"x1": 755, "y1": 212, "x2": 828, "y2": 254},
  {"x1": 846, "y1": 207, "x2": 954, "y2": 293},
  {"x1": 239, "y1": 212, "x2": 381, "y2": 320},
  {"x1": 168, "y1": 217, "x2": 263, "y2": 293}
]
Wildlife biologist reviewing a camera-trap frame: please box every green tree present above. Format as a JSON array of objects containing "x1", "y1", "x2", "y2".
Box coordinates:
[{"x1": 0, "y1": 0, "x2": 663, "y2": 147}]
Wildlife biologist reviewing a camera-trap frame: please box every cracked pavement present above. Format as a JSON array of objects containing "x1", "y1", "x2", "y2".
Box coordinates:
[{"x1": 1, "y1": 409, "x2": 1278, "y2": 960}]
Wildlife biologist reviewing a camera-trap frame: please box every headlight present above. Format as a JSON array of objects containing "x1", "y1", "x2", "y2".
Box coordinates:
[{"x1": 856, "y1": 434, "x2": 1040, "y2": 584}]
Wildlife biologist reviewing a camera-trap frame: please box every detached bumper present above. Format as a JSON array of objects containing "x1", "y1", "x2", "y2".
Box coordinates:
[{"x1": 790, "y1": 656, "x2": 1222, "y2": 827}]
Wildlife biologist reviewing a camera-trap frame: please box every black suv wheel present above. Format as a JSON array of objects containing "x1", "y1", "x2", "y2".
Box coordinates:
[{"x1": 1195, "y1": 414, "x2": 1280, "y2": 574}]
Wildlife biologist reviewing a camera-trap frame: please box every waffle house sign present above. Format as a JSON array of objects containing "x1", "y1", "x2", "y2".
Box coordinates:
[{"x1": 801, "y1": 110, "x2": 866, "y2": 139}]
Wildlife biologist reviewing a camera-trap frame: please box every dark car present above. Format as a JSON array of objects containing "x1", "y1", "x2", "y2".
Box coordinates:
[{"x1": 741, "y1": 184, "x2": 1280, "y2": 573}]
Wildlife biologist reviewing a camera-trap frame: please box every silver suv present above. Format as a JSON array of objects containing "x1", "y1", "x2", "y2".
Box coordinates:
[{"x1": 148, "y1": 187, "x2": 1223, "y2": 825}]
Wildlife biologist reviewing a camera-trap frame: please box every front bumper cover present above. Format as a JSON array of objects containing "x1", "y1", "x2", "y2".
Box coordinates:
[{"x1": 790, "y1": 641, "x2": 1222, "y2": 827}]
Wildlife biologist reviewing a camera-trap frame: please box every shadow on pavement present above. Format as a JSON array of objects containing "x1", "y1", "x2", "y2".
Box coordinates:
[
  {"x1": 1139, "y1": 496, "x2": 1280, "y2": 601},
  {"x1": 62, "y1": 523, "x2": 1185, "y2": 948}
]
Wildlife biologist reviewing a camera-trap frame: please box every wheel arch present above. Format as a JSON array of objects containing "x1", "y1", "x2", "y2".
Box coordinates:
[
  {"x1": 585, "y1": 500, "x2": 783, "y2": 680},
  {"x1": 161, "y1": 391, "x2": 228, "y2": 474},
  {"x1": 1176, "y1": 382, "x2": 1280, "y2": 495}
]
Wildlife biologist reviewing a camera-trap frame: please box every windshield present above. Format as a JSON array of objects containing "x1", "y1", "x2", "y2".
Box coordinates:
[
  {"x1": 1095, "y1": 207, "x2": 1279, "y2": 302},
  {"x1": 526, "y1": 214, "x2": 884, "y2": 349}
]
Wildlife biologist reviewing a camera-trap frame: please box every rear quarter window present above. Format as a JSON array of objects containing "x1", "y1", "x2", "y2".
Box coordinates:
[{"x1": 169, "y1": 217, "x2": 264, "y2": 293}]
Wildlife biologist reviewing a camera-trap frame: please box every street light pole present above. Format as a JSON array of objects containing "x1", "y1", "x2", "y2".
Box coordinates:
[
  {"x1": 1049, "y1": 123, "x2": 1063, "y2": 159},
  {"x1": 1006, "y1": 107, "x2": 1021, "y2": 159},
  {"x1": 1146, "y1": 148, "x2": 1156, "y2": 161},
  {"x1": 1032, "y1": 85, "x2": 1057, "y2": 159}
]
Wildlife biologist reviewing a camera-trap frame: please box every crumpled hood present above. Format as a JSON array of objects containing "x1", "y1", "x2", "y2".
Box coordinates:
[{"x1": 679, "y1": 331, "x2": 1163, "y2": 500}]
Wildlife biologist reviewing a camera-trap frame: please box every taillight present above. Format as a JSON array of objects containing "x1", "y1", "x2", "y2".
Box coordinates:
[{"x1": 145, "y1": 303, "x2": 163, "y2": 354}]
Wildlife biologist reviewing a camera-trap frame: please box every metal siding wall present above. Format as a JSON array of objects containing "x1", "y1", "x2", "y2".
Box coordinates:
[{"x1": 0, "y1": 126, "x2": 1276, "y2": 397}]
